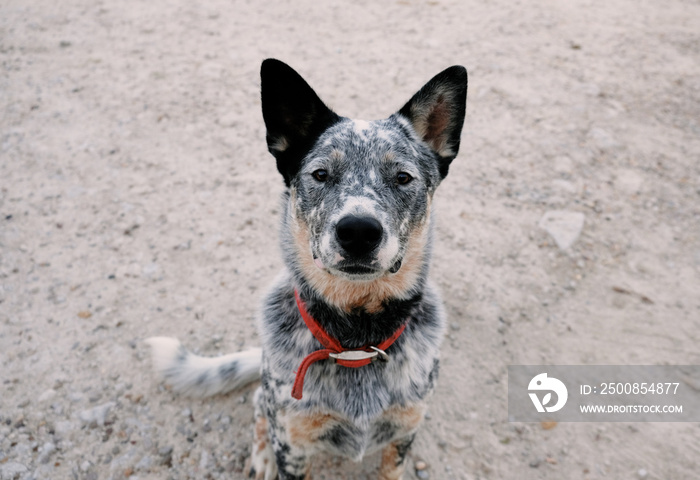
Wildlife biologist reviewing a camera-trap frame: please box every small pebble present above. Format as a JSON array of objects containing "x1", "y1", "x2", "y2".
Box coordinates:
[
  {"x1": 416, "y1": 469, "x2": 430, "y2": 479},
  {"x1": 39, "y1": 389, "x2": 57, "y2": 403},
  {"x1": 78, "y1": 402, "x2": 115, "y2": 427},
  {"x1": 88, "y1": 393, "x2": 102, "y2": 403},
  {"x1": 158, "y1": 446, "x2": 174, "y2": 457},
  {"x1": 38, "y1": 442, "x2": 56, "y2": 464},
  {"x1": 135, "y1": 455, "x2": 153, "y2": 471},
  {"x1": 415, "y1": 461, "x2": 427, "y2": 471},
  {"x1": 638, "y1": 468, "x2": 648, "y2": 478}
]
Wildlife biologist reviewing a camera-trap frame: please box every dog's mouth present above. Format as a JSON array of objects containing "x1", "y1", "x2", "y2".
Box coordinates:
[
  {"x1": 314, "y1": 256, "x2": 403, "y2": 278},
  {"x1": 337, "y1": 264, "x2": 377, "y2": 275}
]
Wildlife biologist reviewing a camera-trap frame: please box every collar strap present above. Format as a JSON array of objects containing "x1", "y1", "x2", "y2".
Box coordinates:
[{"x1": 291, "y1": 289, "x2": 407, "y2": 400}]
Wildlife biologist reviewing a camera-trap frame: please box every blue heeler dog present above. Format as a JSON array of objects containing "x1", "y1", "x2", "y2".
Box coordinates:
[{"x1": 147, "y1": 59, "x2": 467, "y2": 479}]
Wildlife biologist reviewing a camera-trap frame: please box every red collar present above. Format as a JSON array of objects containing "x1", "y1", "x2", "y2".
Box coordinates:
[{"x1": 291, "y1": 289, "x2": 407, "y2": 400}]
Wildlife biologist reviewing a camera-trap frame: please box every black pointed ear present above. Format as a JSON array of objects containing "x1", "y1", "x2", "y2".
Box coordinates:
[
  {"x1": 398, "y1": 66, "x2": 468, "y2": 179},
  {"x1": 260, "y1": 59, "x2": 341, "y2": 186}
]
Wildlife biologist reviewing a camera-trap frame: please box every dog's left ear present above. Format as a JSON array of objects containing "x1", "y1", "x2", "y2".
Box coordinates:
[{"x1": 398, "y1": 66, "x2": 468, "y2": 179}]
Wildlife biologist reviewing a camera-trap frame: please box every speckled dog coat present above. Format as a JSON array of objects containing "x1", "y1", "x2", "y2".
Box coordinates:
[{"x1": 148, "y1": 59, "x2": 467, "y2": 479}]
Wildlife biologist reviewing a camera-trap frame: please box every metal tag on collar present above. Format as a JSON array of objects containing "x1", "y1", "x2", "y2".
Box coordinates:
[{"x1": 328, "y1": 350, "x2": 378, "y2": 362}]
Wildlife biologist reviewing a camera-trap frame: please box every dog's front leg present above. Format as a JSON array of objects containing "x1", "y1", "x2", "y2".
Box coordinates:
[
  {"x1": 267, "y1": 420, "x2": 312, "y2": 480},
  {"x1": 250, "y1": 392, "x2": 311, "y2": 480},
  {"x1": 250, "y1": 387, "x2": 279, "y2": 480},
  {"x1": 270, "y1": 442, "x2": 311, "y2": 480},
  {"x1": 378, "y1": 433, "x2": 416, "y2": 480}
]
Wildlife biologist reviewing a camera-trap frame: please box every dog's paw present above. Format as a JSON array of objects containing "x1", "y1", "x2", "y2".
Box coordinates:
[{"x1": 249, "y1": 441, "x2": 278, "y2": 480}]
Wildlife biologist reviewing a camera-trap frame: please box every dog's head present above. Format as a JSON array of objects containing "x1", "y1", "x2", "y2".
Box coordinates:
[{"x1": 261, "y1": 60, "x2": 467, "y2": 310}]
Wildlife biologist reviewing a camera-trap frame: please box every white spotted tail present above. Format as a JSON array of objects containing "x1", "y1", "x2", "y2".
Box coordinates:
[{"x1": 145, "y1": 337, "x2": 262, "y2": 397}]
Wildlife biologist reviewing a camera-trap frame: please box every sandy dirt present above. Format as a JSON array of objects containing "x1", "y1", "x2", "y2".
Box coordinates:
[{"x1": 2, "y1": 0, "x2": 700, "y2": 479}]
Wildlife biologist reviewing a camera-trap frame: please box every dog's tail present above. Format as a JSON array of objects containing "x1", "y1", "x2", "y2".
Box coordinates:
[{"x1": 145, "y1": 337, "x2": 262, "y2": 397}]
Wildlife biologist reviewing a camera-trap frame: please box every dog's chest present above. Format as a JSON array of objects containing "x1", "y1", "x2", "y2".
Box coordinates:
[{"x1": 279, "y1": 401, "x2": 426, "y2": 459}]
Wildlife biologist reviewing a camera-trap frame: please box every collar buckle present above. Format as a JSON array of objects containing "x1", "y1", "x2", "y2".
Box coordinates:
[{"x1": 369, "y1": 346, "x2": 390, "y2": 362}]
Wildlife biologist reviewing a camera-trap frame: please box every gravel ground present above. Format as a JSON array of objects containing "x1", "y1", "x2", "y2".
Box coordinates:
[{"x1": 1, "y1": 0, "x2": 700, "y2": 479}]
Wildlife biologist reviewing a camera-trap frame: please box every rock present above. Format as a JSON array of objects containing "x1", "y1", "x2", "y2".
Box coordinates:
[
  {"x1": 158, "y1": 445, "x2": 173, "y2": 467},
  {"x1": 0, "y1": 462, "x2": 28, "y2": 480},
  {"x1": 110, "y1": 448, "x2": 139, "y2": 474},
  {"x1": 415, "y1": 461, "x2": 428, "y2": 470},
  {"x1": 158, "y1": 446, "x2": 174, "y2": 457},
  {"x1": 538, "y1": 211, "x2": 585, "y2": 250},
  {"x1": 416, "y1": 469, "x2": 430, "y2": 479},
  {"x1": 54, "y1": 420, "x2": 78, "y2": 440},
  {"x1": 37, "y1": 442, "x2": 56, "y2": 464},
  {"x1": 135, "y1": 455, "x2": 153, "y2": 471},
  {"x1": 78, "y1": 401, "x2": 115, "y2": 427},
  {"x1": 38, "y1": 389, "x2": 57, "y2": 403},
  {"x1": 142, "y1": 262, "x2": 161, "y2": 279},
  {"x1": 199, "y1": 450, "x2": 210, "y2": 470},
  {"x1": 33, "y1": 463, "x2": 56, "y2": 480},
  {"x1": 638, "y1": 468, "x2": 648, "y2": 478}
]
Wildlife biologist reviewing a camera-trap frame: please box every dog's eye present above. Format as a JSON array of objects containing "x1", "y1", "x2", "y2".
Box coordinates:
[
  {"x1": 312, "y1": 169, "x2": 329, "y2": 182},
  {"x1": 396, "y1": 172, "x2": 413, "y2": 185}
]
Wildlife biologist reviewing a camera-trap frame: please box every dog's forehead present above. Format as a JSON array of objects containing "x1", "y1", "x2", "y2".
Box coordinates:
[{"x1": 311, "y1": 117, "x2": 417, "y2": 164}]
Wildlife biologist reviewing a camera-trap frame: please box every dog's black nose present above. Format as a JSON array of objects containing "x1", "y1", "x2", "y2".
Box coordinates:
[{"x1": 336, "y1": 216, "x2": 383, "y2": 256}]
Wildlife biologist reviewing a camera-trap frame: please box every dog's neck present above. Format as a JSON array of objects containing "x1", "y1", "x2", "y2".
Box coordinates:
[{"x1": 294, "y1": 280, "x2": 423, "y2": 349}]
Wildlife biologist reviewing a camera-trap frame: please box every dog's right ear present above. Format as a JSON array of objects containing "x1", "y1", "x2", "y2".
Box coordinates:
[{"x1": 261, "y1": 59, "x2": 340, "y2": 186}]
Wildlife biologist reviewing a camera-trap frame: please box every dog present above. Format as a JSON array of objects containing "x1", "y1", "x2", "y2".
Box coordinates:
[{"x1": 147, "y1": 59, "x2": 467, "y2": 479}]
